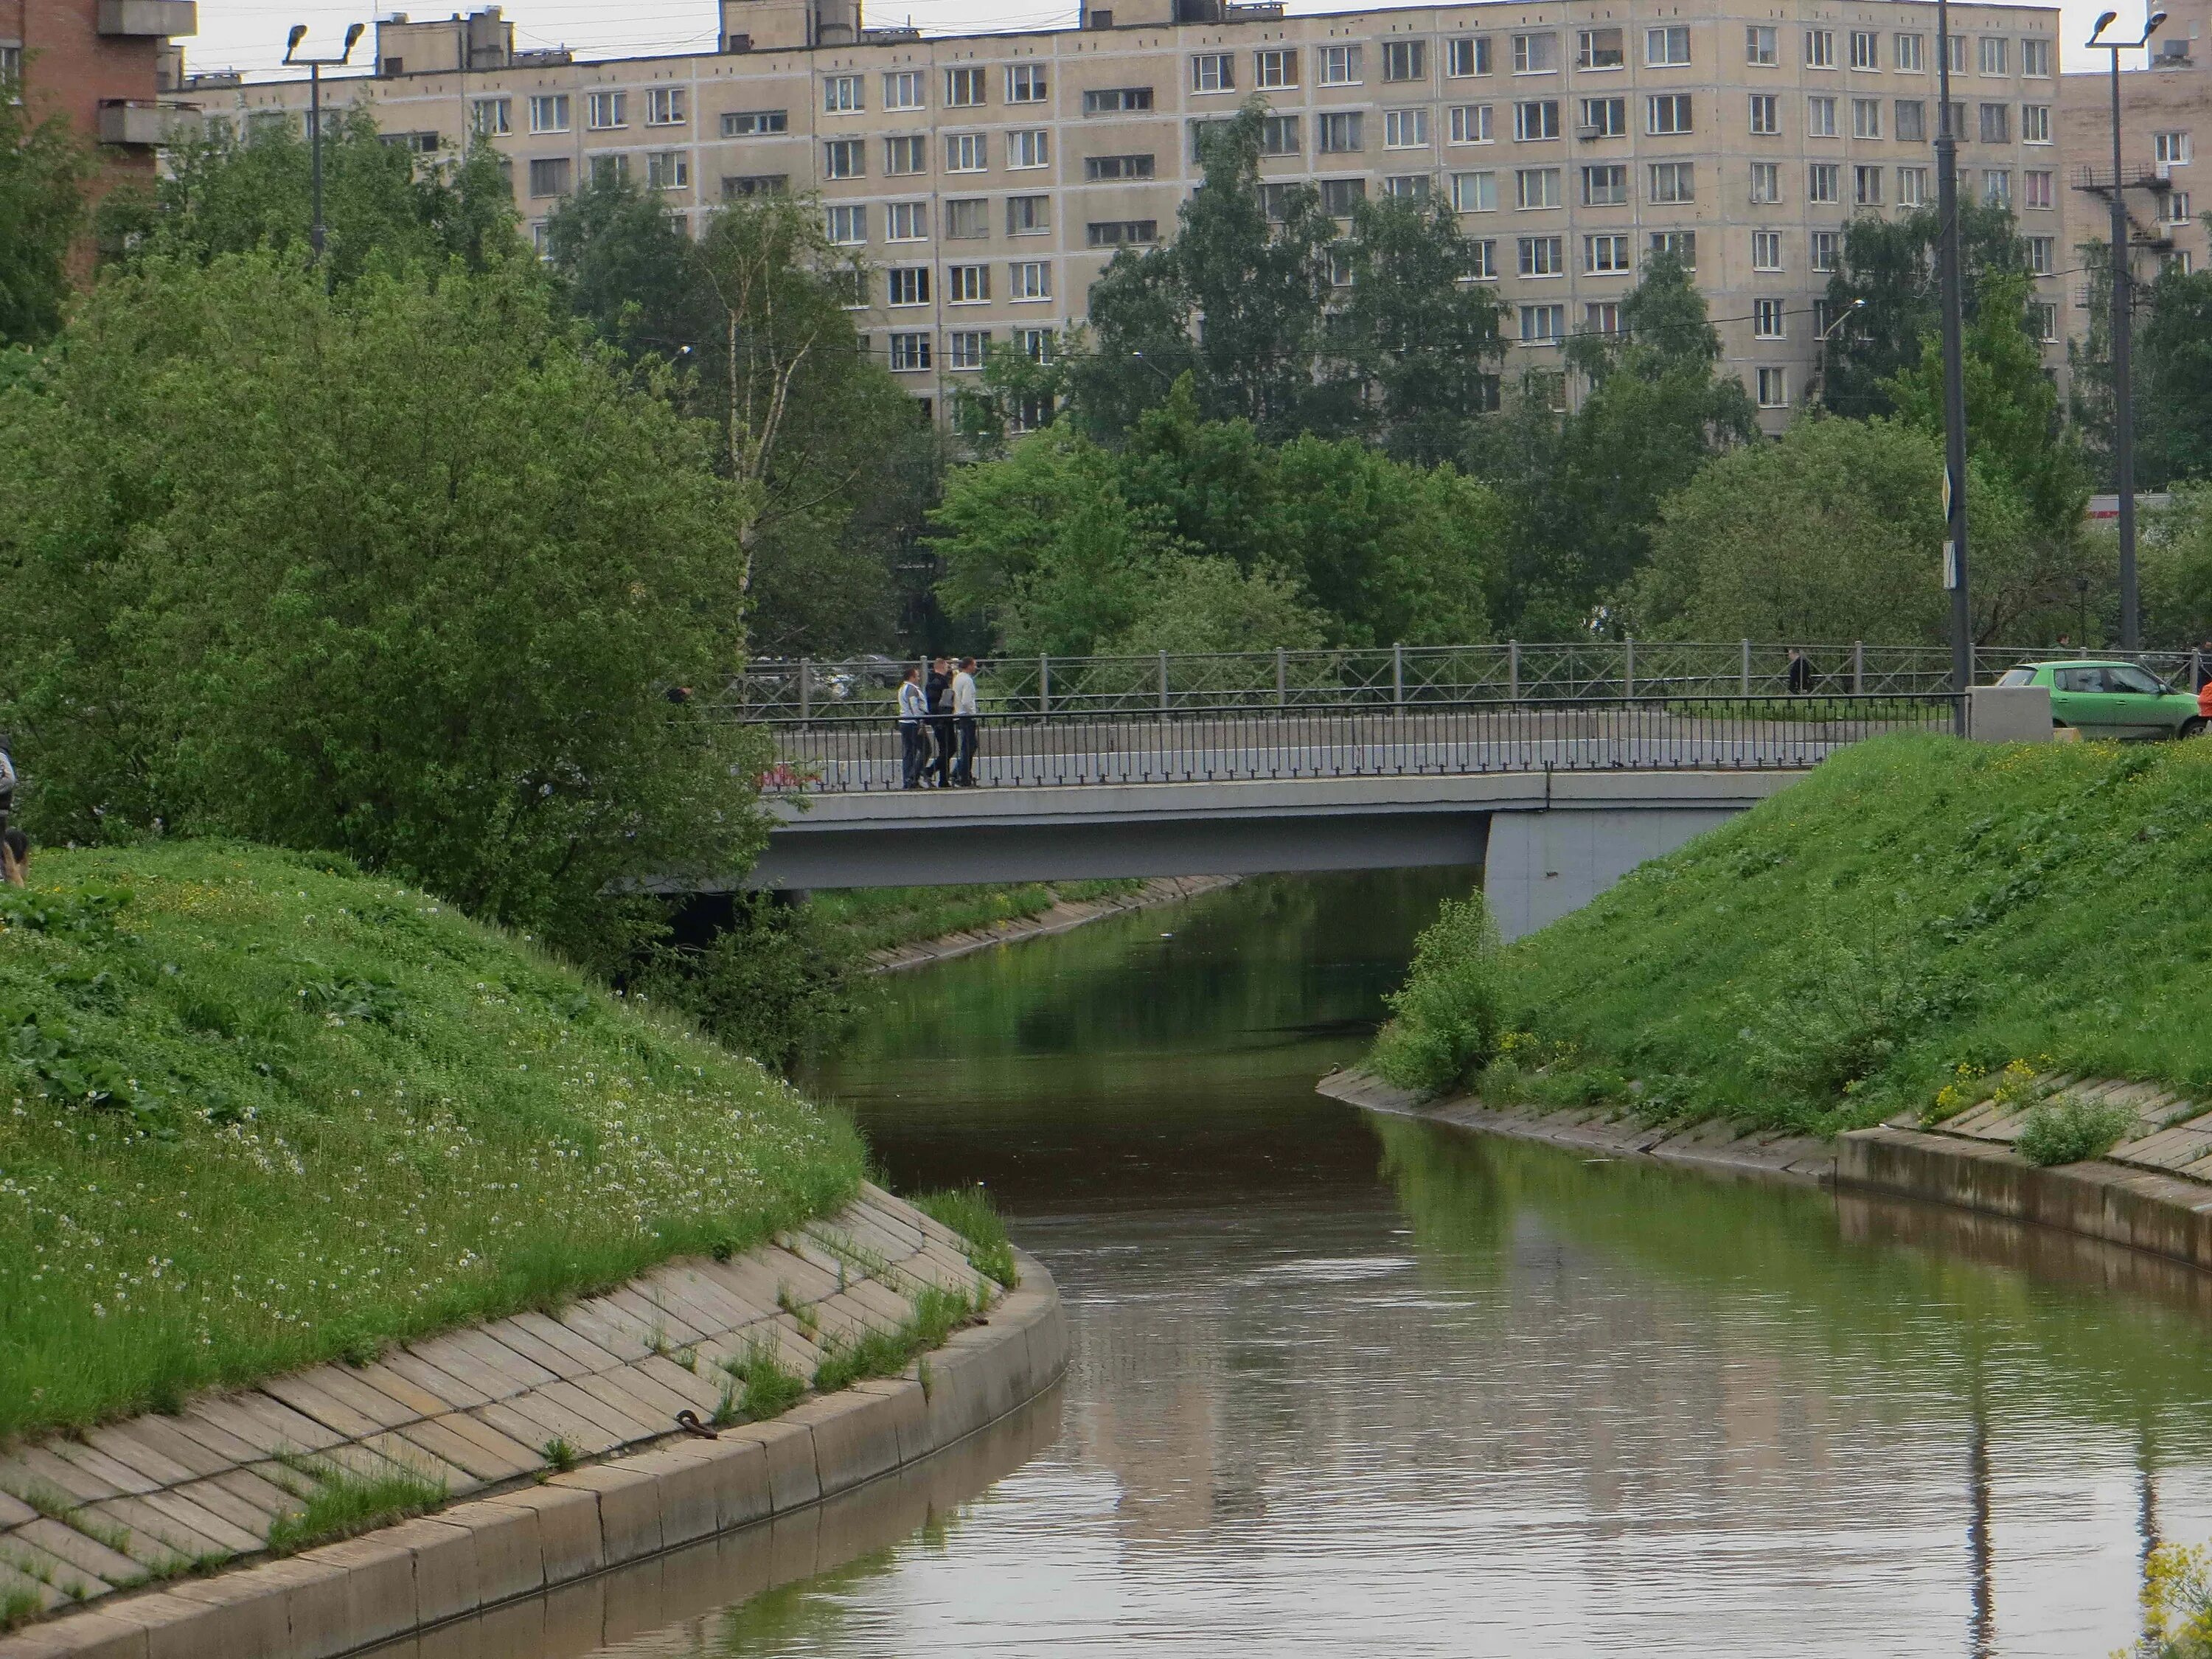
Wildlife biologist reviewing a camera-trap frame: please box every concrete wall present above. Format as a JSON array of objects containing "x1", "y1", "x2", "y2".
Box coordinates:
[{"x1": 1481, "y1": 806, "x2": 1742, "y2": 939}]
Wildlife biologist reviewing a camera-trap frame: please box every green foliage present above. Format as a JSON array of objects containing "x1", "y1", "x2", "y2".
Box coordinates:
[
  {"x1": 1101, "y1": 557, "x2": 1326, "y2": 655},
  {"x1": 0, "y1": 841, "x2": 866, "y2": 1438},
  {"x1": 2138, "y1": 265, "x2": 2212, "y2": 490},
  {"x1": 812, "y1": 1285, "x2": 975, "y2": 1394},
  {"x1": 911, "y1": 1186, "x2": 1019, "y2": 1287},
  {"x1": 0, "y1": 80, "x2": 91, "y2": 349},
  {"x1": 1822, "y1": 202, "x2": 2026, "y2": 419},
  {"x1": 2127, "y1": 1542, "x2": 2212, "y2": 1659},
  {"x1": 805, "y1": 880, "x2": 1145, "y2": 958},
  {"x1": 1370, "y1": 894, "x2": 1506, "y2": 1096},
  {"x1": 0, "y1": 251, "x2": 765, "y2": 964},
  {"x1": 540, "y1": 1437, "x2": 580, "y2": 1474},
  {"x1": 2143, "y1": 487, "x2": 2212, "y2": 646},
  {"x1": 2014, "y1": 1096, "x2": 2138, "y2": 1167},
  {"x1": 266, "y1": 1459, "x2": 446, "y2": 1556},
  {"x1": 723, "y1": 1335, "x2": 806, "y2": 1422},
  {"x1": 638, "y1": 894, "x2": 869, "y2": 1073}
]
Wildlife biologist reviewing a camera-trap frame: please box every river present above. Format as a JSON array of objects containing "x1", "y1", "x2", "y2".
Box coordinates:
[{"x1": 619, "y1": 873, "x2": 2212, "y2": 1654}]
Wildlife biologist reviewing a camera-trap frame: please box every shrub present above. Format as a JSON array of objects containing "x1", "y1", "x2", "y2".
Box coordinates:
[
  {"x1": 2014, "y1": 1096, "x2": 2138, "y2": 1167},
  {"x1": 912, "y1": 1186, "x2": 1019, "y2": 1287},
  {"x1": 1368, "y1": 893, "x2": 1505, "y2": 1096}
]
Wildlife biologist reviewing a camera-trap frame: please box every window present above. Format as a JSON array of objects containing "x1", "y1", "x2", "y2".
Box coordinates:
[
  {"x1": 1515, "y1": 100, "x2": 1560, "y2": 142},
  {"x1": 824, "y1": 74, "x2": 862, "y2": 114},
  {"x1": 1747, "y1": 24, "x2": 1778, "y2": 66},
  {"x1": 1515, "y1": 167, "x2": 1562, "y2": 208},
  {"x1": 723, "y1": 109, "x2": 788, "y2": 136},
  {"x1": 1382, "y1": 174, "x2": 1430, "y2": 200},
  {"x1": 1947, "y1": 34, "x2": 1969, "y2": 74},
  {"x1": 1648, "y1": 94, "x2": 1691, "y2": 135},
  {"x1": 1326, "y1": 248, "x2": 1357, "y2": 288},
  {"x1": 1083, "y1": 86, "x2": 1153, "y2": 114},
  {"x1": 2022, "y1": 104, "x2": 2050, "y2": 145},
  {"x1": 471, "y1": 97, "x2": 511, "y2": 136},
  {"x1": 1512, "y1": 33, "x2": 1557, "y2": 73},
  {"x1": 1808, "y1": 162, "x2": 1840, "y2": 203},
  {"x1": 1453, "y1": 170, "x2": 1498, "y2": 211},
  {"x1": 2024, "y1": 169, "x2": 2054, "y2": 209},
  {"x1": 1757, "y1": 367, "x2": 1788, "y2": 408},
  {"x1": 1007, "y1": 63, "x2": 1048, "y2": 103},
  {"x1": 1582, "y1": 96, "x2": 1627, "y2": 137},
  {"x1": 1014, "y1": 327, "x2": 1054, "y2": 363},
  {"x1": 1450, "y1": 105, "x2": 1494, "y2": 145},
  {"x1": 1982, "y1": 168, "x2": 2011, "y2": 206},
  {"x1": 1262, "y1": 114, "x2": 1300, "y2": 155},
  {"x1": 646, "y1": 87, "x2": 686, "y2": 126},
  {"x1": 1578, "y1": 27, "x2": 1624, "y2": 69},
  {"x1": 0, "y1": 42, "x2": 18, "y2": 88},
  {"x1": 946, "y1": 66, "x2": 986, "y2": 107},
  {"x1": 1647, "y1": 25, "x2": 1691, "y2": 66},
  {"x1": 1384, "y1": 108, "x2": 1430, "y2": 148},
  {"x1": 1811, "y1": 229, "x2": 1839, "y2": 271},
  {"x1": 1944, "y1": 102, "x2": 1967, "y2": 140},
  {"x1": 1896, "y1": 100, "x2": 1926, "y2": 142},
  {"x1": 1978, "y1": 36, "x2": 2008, "y2": 76},
  {"x1": 1468, "y1": 239, "x2": 1499, "y2": 279},
  {"x1": 888, "y1": 266, "x2": 930, "y2": 306},
  {"x1": 1257, "y1": 47, "x2": 1298, "y2": 88},
  {"x1": 2170, "y1": 251, "x2": 2197, "y2": 276},
  {"x1": 1585, "y1": 232, "x2": 1631, "y2": 273},
  {"x1": 947, "y1": 331, "x2": 990, "y2": 372},
  {"x1": 1853, "y1": 98, "x2": 1881, "y2": 139},
  {"x1": 947, "y1": 264, "x2": 989, "y2": 303},
  {"x1": 1752, "y1": 229, "x2": 1783, "y2": 270},
  {"x1": 1583, "y1": 163, "x2": 1628, "y2": 205},
  {"x1": 1806, "y1": 28, "x2": 1834, "y2": 68},
  {"x1": 1808, "y1": 96, "x2": 1837, "y2": 139},
  {"x1": 1750, "y1": 161, "x2": 1781, "y2": 203},
  {"x1": 529, "y1": 94, "x2": 569, "y2": 134},
  {"x1": 1518, "y1": 234, "x2": 1564, "y2": 275},
  {"x1": 945, "y1": 198, "x2": 989, "y2": 239},
  {"x1": 2023, "y1": 38, "x2": 2052, "y2": 77},
  {"x1": 2156, "y1": 131, "x2": 2191, "y2": 166},
  {"x1": 1754, "y1": 298, "x2": 1787, "y2": 338},
  {"x1": 880, "y1": 135, "x2": 923, "y2": 175},
  {"x1": 1748, "y1": 93, "x2": 1779, "y2": 136},
  {"x1": 1008, "y1": 129, "x2": 1049, "y2": 169},
  {"x1": 1898, "y1": 164, "x2": 1928, "y2": 206},
  {"x1": 1447, "y1": 36, "x2": 1492, "y2": 77},
  {"x1": 888, "y1": 332, "x2": 931, "y2": 373},
  {"x1": 826, "y1": 203, "x2": 867, "y2": 243},
  {"x1": 1086, "y1": 219, "x2": 1158, "y2": 246},
  {"x1": 2026, "y1": 234, "x2": 2055, "y2": 275},
  {"x1": 1978, "y1": 104, "x2": 2009, "y2": 145},
  {"x1": 723, "y1": 174, "x2": 787, "y2": 200},
  {"x1": 646, "y1": 150, "x2": 689, "y2": 189},
  {"x1": 2166, "y1": 189, "x2": 2194, "y2": 223},
  {"x1": 1850, "y1": 29, "x2": 1879, "y2": 70},
  {"x1": 1520, "y1": 303, "x2": 1565, "y2": 343},
  {"x1": 1649, "y1": 161, "x2": 1694, "y2": 203},
  {"x1": 590, "y1": 154, "x2": 630, "y2": 187},
  {"x1": 1319, "y1": 44, "x2": 1363, "y2": 85},
  {"x1": 2031, "y1": 302, "x2": 2058, "y2": 342},
  {"x1": 587, "y1": 90, "x2": 627, "y2": 129},
  {"x1": 1585, "y1": 301, "x2": 1621, "y2": 335},
  {"x1": 881, "y1": 71, "x2": 923, "y2": 111},
  {"x1": 1007, "y1": 195, "x2": 1049, "y2": 235},
  {"x1": 1010, "y1": 260, "x2": 1051, "y2": 299},
  {"x1": 886, "y1": 201, "x2": 928, "y2": 240},
  {"x1": 1896, "y1": 32, "x2": 1925, "y2": 72},
  {"x1": 528, "y1": 156, "x2": 570, "y2": 198},
  {"x1": 1192, "y1": 52, "x2": 1234, "y2": 92},
  {"x1": 946, "y1": 133, "x2": 987, "y2": 172},
  {"x1": 1319, "y1": 177, "x2": 1367, "y2": 215},
  {"x1": 1383, "y1": 40, "x2": 1427, "y2": 81},
  {"x1": 824, "y1": 138, "x2": 863, "y2": 179},
  {"x1": 1854, "y1": 164, "x2": 1882, "y2": 205},
  {"x1": 1184, "y1": 116, "x2": 1230, "y2": 162},
  {"x1": 1318, "y1": 111, "x2": 1364, "y2": 153},
  {"x1": 1085, "y1": 151, "x2": 1152, "y2": 180}
]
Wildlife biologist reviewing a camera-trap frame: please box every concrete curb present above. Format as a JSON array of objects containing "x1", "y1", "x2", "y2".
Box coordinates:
[{"x1": 0, "y1": 1255, "x2": 1066, "y2": 1659}]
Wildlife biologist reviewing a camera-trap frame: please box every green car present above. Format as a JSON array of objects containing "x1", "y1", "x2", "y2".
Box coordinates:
[{"x1": 1994, "y1": 660, "x2": 2207, "y2": 740}]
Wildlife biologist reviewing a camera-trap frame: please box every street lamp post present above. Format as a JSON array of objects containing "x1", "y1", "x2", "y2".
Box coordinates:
[
  {"x1": 282, "y1": 22, "x2": 366, "y2": 270},
  {"x1": 1936, "y1": 0, "x2": 1973, "y2": 727},
  {"x1": 1817, "y1": 296, "x2": 1867, "y2": 408},
  {"x1": 2089, "y1": 8, "x2": 2167, "y2": 653}
]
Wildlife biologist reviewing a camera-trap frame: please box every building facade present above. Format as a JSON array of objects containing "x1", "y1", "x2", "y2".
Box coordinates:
[
  {"x1": 4, "y1": 0, "x2": 197, "y2": 193},
  {"x1": 207, "y1": 0, "x2": 2088, "y2": 428}
]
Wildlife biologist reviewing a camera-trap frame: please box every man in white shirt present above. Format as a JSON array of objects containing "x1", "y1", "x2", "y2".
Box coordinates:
[
  {"x1": 950, "y1": 658, "x2": 981, "y2": 787},
  {"x1": 897, "y1": 667, "x2": 931, "y2": 790}
]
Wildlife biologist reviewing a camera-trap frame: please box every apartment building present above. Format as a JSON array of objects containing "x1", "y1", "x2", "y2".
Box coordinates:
[
  {"x1": 5, "y1": 0, "x2": 198, "y2": 195},
  {"x1": 212, "y1": 0, "x2": 2073, "y2": 428}
]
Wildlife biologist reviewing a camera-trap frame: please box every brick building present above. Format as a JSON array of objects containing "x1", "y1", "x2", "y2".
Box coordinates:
[{"x1": 2, "y1": 0, "x2": 198, "y2": 193}]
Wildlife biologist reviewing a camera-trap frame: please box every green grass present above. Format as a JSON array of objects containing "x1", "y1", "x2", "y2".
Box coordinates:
[
  {"x1": 2016, "y1": 1096, "x2": 2140, "y2": 1167},
  {"x1": 1369, "y1": 734, "x2": 2212, "y2": 1137},
  {"x1": 0, "y1": 841, "x2": 867, "y2": 1440},
  {"x1": 911, "y1": 1186, "x2": 1020, "y2": 1287},
  {"x1": 807, "y1": 881, "x2": 1148, "y2": 957},
  {"x1": 811, "y1": 1286, "x2": 977, "y2": 1395},
  {"x1": 1, "y1": 1587, "x2": 41, "y2": 1632},
  {"x1": 721, "y1": 1335, "x2": 804, "y2": 1422},
  {"x1": 265, "y1": 1460, "x2": 446, "y2": 1556}
]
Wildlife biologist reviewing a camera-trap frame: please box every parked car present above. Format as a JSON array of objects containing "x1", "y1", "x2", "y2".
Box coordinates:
[{"x1": 1994, "y1": 660, "x2": 2208, "y2": 740}]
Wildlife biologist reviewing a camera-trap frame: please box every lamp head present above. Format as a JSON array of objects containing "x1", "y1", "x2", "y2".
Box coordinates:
[
  {"x1": 342, "y1": 21, "x2": 366, "y2": 53},
  {"x1": 285, "y1": 22, "x2": 308, "y2": 57},
  {"x1": 2146, "y1": 10, "x2": 2168, "y2": 35}
]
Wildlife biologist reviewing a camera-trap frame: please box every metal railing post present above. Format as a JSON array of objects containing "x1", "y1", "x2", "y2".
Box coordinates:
[
  {"x1": 1624, "y1": 636, "x2": 1635, "y2": 700},
  {"x1": 1852, "y1": 640, "x2": 1865, "y2": 695},
  {"x1": 1739, "y1": 639, "x2": 1752, "y2": 697},
  {"x1": 1509, "y1": 640, "x2": 1520, "y2": 703},
  {"x1": 2195, "y1": 647, "x2": 2206, "y2": 692},
  {"x1": 799, "y1": 658, "x2": 812, "y2": 728},
  {"x1": 1158, "y1": 650, "x2": 1169, "y2": 714},
  {"x1": 1038, "y1": 654, "x2": 1050, "y2": 722},
  {"x1": 1392, "y1": 641, "x2": 1405, "y2": 709},
  {"x1": 1276, "y1": 647, "x2": 1287, "y2": 707}
]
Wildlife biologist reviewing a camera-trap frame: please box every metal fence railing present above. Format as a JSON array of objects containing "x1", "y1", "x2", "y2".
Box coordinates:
[
  {"x1": 726, "y1": 641, "x2": 2204, "y2": 726},
  {"x1": 755, "y1": 692, "x2": 1961, "y2": 795}
]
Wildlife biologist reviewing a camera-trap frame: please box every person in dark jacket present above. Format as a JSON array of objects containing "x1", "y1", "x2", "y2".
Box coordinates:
[
  {"x1": 1786, "y1": 648, "x2": 1815, "y2": 695},
  {"x1": 925, "y1": 658, "x2": 954, "y2": 787}
]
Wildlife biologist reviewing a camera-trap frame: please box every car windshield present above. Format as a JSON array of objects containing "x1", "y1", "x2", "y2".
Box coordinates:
[
  {"x1": 2107, "y1": 664, "x2": 2166, "y2": 695},
  {"x1": 1996, "y1": 668, "x2": 2035, "y2": 686}
]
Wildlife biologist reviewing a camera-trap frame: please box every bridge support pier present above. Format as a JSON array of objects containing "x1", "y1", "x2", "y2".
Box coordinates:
[{"x1": 1482, "y1": 809, "x2": 1744, "y2": 942}]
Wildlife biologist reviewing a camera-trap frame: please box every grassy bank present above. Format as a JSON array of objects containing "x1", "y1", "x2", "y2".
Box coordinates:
[
  {"x1": 1371, "y1": 735, "x2": 2212, "y2": 1136},
  {"x1": 0, "y1": 843, "x2": 866, "y2": 1439},
  {"x1": 807, "y1": 880, "x2": 1149, "y2": 958}
]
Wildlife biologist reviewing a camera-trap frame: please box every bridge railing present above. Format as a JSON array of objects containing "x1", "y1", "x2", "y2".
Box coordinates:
[
  {"x1": 753, "y1": 691, "x2": 1962, "y2": 794},
  {"x1": 725, "y1": 642, "x2": 2202, "y2": 723}
]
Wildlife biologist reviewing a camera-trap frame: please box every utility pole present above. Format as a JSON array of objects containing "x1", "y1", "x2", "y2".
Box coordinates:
[
  {"x1": 282, "y1": 22, "x2": 367, "y2": 273},
  {"x1": 1935, "y1": 0, "x2": 1972, "y2": 728},
  {"x1": 2090, "y1": 8, "x2": 2168, "y2": 653}
]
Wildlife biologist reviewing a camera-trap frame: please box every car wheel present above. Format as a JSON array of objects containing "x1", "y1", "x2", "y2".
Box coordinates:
[{"x1": 2183, "y1": 717, "x2": 2208, "y2": 740}]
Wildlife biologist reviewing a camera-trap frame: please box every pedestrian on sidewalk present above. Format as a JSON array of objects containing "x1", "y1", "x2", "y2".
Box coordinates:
[
  {"x1": 925, "y1": 656, "x2": 954, "y2": 787},
  {"x1": 951, "y1": 658, "x2": 981, "y2": 787},
  {"x1": 1786, "y1": 647, "x2": 1815, "y2": 695},
  {"x1": 897, "y1": 667, "x2": 931, "y2": 789}
]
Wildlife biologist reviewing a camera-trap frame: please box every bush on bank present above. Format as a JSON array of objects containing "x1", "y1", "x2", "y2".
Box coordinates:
[
  {"x1": 1369, "y1": 735, "x2": 2212, "y2": 1135},
  {"x1": 0, "y1": 843, "x2": 866, "y2": 1439}
]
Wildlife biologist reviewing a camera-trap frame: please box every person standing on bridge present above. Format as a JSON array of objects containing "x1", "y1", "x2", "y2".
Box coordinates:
[
  {"x1": 897, "y1": 667, "x2": 931, "y2": 790},
  {"x1": 925, "y1": 657, "x2": 955, "y2": 788},
  {"x1": 1787, "y1": 648, "x2": 1814, "y2": 695},
  {"x1": 950, "y1": 658, "x2": 981, "y2": 787}
]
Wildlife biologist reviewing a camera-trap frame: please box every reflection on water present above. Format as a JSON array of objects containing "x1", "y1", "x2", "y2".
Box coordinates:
[{"x1": 535, "y1": 870, "x2": 2212, "y2": 1658}]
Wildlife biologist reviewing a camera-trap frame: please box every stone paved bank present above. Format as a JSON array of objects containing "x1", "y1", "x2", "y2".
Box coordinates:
[{"x1": 0, "y1": 1187, "x2": 1067, "y2": 1659}]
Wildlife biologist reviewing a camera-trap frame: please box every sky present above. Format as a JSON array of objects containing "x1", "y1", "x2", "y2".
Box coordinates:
[{"x1": 187, "y1": 0, "x2": 2154, "y2": 81}]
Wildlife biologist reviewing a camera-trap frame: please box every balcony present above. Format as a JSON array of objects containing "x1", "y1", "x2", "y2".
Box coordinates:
[
  {"x1": 97, "y1": 99, "x2": 200, "y2": 147},
  {"x1": 97, "y1": 1, "x2": 198, "y2": 38}
]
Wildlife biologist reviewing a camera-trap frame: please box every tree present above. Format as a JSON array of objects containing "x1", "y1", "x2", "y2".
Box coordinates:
[
  {"x1": 2136, "y1": 265, "x2": 2212, "y2": 487},
  {"x1": 2143, "y1": 486, "x2": 2212, "y2": 645},
  {"x1": 0, "y1": 252, "x2": 766, "y2": 963},
  {"x1": 0, "y1": 74, "x2": 91, "y2": 349},
  {"x1": 1099, "y1": 557, "x2": 1328, "y2": 655},
  {"x1": 1821, "y1": 202, "x2": 2025, "y2": 418}
]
